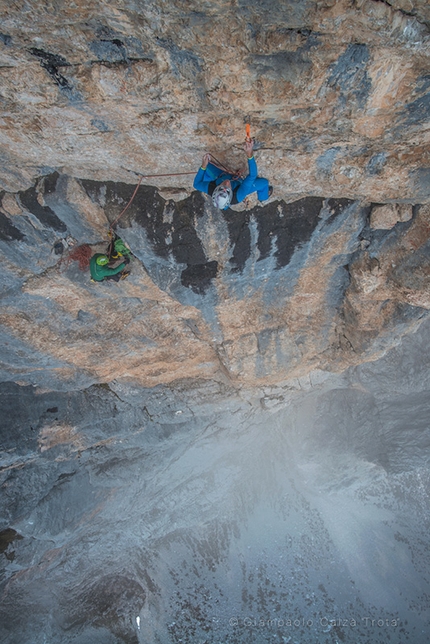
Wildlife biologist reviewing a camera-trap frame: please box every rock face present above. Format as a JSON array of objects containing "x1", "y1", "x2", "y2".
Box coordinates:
[
  {"x1": 0, "y1": 0, "x2": 428, "y2": 390},
  {"x1": 0, "y1": 172, "x2": 429, "y2": 390},
  {"x1": 0, "y1": 1, "x2": 430, "y2": 643},
  {"x1": 1, "y1": 325, "x2": 430, "y2": 644},
  {"x1": 0, "y1": 0, "x2": 429, "y2": 201}
]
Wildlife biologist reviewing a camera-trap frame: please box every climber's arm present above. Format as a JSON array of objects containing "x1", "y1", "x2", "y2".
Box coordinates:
[
  {"x1": 193, "y1": 167, "x2": 211, "y2": 194},
  {"x1": 100, "y1": 262, "x2": 126, "y2": 277}
]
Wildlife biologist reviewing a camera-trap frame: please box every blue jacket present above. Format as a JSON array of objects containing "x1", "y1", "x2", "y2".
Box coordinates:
[{"x1": 194, "y1": 156, "x2": 261, "y2": 205}]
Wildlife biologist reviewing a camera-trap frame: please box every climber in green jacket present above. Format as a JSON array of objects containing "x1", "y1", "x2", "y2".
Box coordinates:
[{"x1": 89, "y1": 253, "x2": 130, "y2": 282}]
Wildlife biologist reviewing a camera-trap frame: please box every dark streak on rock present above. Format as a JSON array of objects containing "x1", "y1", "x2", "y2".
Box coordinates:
[
  {"x1": 181, "y1": 261, "x2": 218, "y2": 294},
  {"x1": 247, "y1": 50, "x2": 312, "y2": 84},
  {"x1": 0, "y1": 33, "x2": 12, "y2": 46},
  {"x1": 410, "y1": 167, "x2": 430, "y2": 200},
  {"x1": 0, "y1": 210, "x2": 25, "y2": 241},
  {"x1": 19, "y1": 186, "x2": 67, "y2": 232},
  {"x1": 156, "y1": 37, "x2": 203, "y2": 81},
  {"x1": 316, "y1": 147, "x2": 341, "y2": 176},
  {"x1": 225, "y1": 199, "x2": 329, "y2": 274},
  {"x1": 43, "y1": 172, "x2": 60, "y2": 195},
  {"x1": 254, "y1": 197, "x2": 324, "y2": 269},
  {"x1": 78, "y1": 181, "x2": 356, "y2": 292},
  {"x1": 391, "y1": 239, "x2": 430, "y2": 291},
  {"x1": 29, "y1": 48, "x2": 73, "y2": 90},
  {"x1": 326, "y1": 43, "x2": 371, "y2": 108},
  {"x1": 224, "y1": 196, "x2": 342, "y2": 274},
  {"x1": 404, "y1": 92, "x2": 430, "y2": 126},
  {"x1": 89, "y1": 39, "x2": 128, "y2": 64},
  {"x1": 82, "y1": 180, "x2": 171, "y2": 257},
  {"x1": 223, "y1": 210, "x2": 251, "y2": 272},
  {"x1": 367, "y1": 152, "x2": 387, "y2": 175},
  {"x1": 0, "y1": 528, "x2": 23, "y2": 554},
  {"x1": 91, "y1": 118, "x2": 110, "y2": 132},
  {"x1": 172, "y1": 193, "x2": 207, "y2": 266},
  {"x1": 325, "y1": 198, "x2": 356, "y2": 224},
  {"x1": 80, "y1": 181, "x2": 216, "y2": 293},
  {"x1": 90, "y1": 32, "x2": 153, "y2": 65}
]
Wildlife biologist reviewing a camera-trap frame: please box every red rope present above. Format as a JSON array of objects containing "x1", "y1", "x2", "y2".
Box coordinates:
[
  {"x1": 109, "y1": 170, "x2": 195, "y2": 230},
  {"x1": 110, "y1": 175, "x2": 144, "y2": 229},
  {"x1": 63, "y1": 244, "x2": 93, "y2": 270},
  {"x1": 109, "y1": 153, "x2": 243, "y2": 230},
  {"x1": 207, "y1": 153, "x2": 242, "y2": 178},
  {"x1": 112, "y1": 126, "x2": 252, "y2": 228}
]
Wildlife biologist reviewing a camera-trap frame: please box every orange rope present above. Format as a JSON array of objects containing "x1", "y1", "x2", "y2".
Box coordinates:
[{"x1": 110, "y1": 175, "x2": 144, "y2": 229}]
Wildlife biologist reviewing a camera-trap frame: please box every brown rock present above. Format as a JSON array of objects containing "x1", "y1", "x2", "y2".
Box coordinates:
[
  {"x1": 370, "y1": 203, "x2": 413, "y2": 229},
  {"x1": 0, "y1": 0, "x2": 428, "y2": 392},
  {"x1": 1, "y1": 193, "x2": 22, "y2": 215},
  {"x1": 0, "y1": 0, "x2": 428, "y2": 203}
]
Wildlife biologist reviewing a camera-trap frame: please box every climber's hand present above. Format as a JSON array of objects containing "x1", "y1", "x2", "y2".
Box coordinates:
[
  {"x1": 202, "y1": 153, "x2": 211, "y2": 169},
  {"x1": 244, "y1": 140, "x2": 254, "y2": 158}
]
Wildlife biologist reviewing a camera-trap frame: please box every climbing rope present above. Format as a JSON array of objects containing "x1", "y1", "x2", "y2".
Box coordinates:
[
  {"x1": 206, "y1": 153, "x2": 244, "y2": 180},
  {"x1": 110, "y1": 124, "x2": 253, "y2": 230},
  {"x1": 206, "y1": 124, "x2": 252, "y2": 179},
  {"x1": 62, "y1": 243, "x2": 93, "y2": 270},
  {"x1": 109, "y1": 170, "x2": 196, "y2": 231}
]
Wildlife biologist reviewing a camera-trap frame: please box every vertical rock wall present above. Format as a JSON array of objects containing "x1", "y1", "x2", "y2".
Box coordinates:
[
  {"x1": 0, "y1": 3, "x2": 430, "y2": 643},
  {"x1": 0, "y1": 0, "x2": 428, "y2": 201},
  {"x1": 0, "y1": 0, "x2": 429, "y2": 389},
  {"x1": 0, "y1": 172, "x2": 428, "y2": 389},
  {"x1": 1, "y1": 321, "x2": 430, "y2": 643}
]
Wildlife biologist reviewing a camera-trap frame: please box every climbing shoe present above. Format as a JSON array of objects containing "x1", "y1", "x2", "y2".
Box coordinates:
[{"x1": 120, "y1": 270, "x2": 131, "y2": 280}]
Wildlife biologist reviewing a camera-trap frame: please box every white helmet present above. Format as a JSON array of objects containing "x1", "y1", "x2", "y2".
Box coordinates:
[{"x1": 212, "y1": 184, "x2": 233, "y2": 210}]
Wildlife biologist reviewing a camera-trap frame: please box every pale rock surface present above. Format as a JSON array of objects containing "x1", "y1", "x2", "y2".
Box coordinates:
[
  {"x1": 369, "y1": 202, "x2": 413, "y2": 229},
  {"x1": 0, "y1": 323, "x2": 430, "y2": 644},
  {"x1": 1, "y1": 1, "x2": 430, "y2": 643},
  {"x1": 0, "y1": 0, "x2": 428, "y2": 201}
]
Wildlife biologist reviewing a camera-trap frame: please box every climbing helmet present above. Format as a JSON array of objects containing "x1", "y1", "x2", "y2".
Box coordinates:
[{"x1": 212, "y1": 184, "x2": 233, "y2": 210}]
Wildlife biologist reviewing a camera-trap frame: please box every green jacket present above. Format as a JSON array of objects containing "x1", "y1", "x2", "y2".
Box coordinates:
[{"x1": 90, "y1": 254, "x2": 126, "y2": 281}]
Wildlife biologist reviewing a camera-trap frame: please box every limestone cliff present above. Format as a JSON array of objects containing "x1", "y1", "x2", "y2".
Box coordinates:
[
  {"x1": 1, "y1": 2, "x2": 430, "y2": 644},
  {"x1": 0, "y1": 0, "x2": 429, "y2": 391},
  {"x1": 0, "y1": 0, "x2": 429, "y2": 200},
  {"x1": 1, "y1": 173, "x2": 429, "y2": 391}
]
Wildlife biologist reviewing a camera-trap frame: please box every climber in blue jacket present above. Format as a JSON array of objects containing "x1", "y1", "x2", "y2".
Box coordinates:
[{"x1": 193, "y1": 140, "x2": 272, "y2": 210}]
